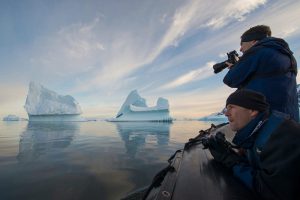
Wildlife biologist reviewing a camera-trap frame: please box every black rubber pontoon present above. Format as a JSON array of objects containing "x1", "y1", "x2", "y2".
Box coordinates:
[{"x1": 122, "y1": 124, "x2": 256, "y2": 200}]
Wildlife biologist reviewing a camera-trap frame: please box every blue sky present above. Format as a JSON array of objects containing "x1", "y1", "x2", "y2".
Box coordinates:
[{"x1": 1, "y1": 0, "x2": 299, "y2": 119}]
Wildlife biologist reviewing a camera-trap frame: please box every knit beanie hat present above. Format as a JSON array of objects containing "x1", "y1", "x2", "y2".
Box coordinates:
[
  {"x1": 226, "y1": 89, "x2": 269, "y2": 112},
  {"x1": 241, "y1": 25, "x2": 271, "y2": 42},
  {"x1": 241, "y1": 32, "x2": 268, "y2": 42}
]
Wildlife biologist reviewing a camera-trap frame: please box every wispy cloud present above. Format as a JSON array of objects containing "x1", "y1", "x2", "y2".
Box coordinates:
[
  {"x1": 24, "y1": 0, "x2": 269, "y2": 92},
  {"x1": 80, "y1": 1, "x2": 202, "y2": 91},
  {"x1": 76, "y1": 0, "x2": 269, "y2": 92},
  {"x1": 30, "y1": 17, "x2": 104, "y2": 76},
  {"x1": 201, "y1": 0, "x2": 267, "y2": 28},
  {"x1": 277, "y1": 26, "x2": 299, "y2": 38},
  {"x1": 160, "y1": 62, "x2": 215, "y2": 90},
  {"x1": 154, "y1": 0, "x2": 200, "y2": 51}
]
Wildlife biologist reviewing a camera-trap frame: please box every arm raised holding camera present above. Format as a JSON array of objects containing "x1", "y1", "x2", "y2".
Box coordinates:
[{"x1": 219, "y1": 25, "x2": 299, "y2": 121}]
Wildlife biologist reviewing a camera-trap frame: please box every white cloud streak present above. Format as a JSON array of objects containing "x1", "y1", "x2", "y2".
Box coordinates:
[
  {"x1": 74, "y1": 0, "x2": 269, "y2": 92},
  {"x1": 199, "y1": 0, "x2": 267, "y2": 28},
  {"x1": 24, "y1": 0, "x2": 269, "y2": 92},
  {"x1": 30, "y1": 17, "x2": 105, "y2": 76},
  {"x1": 160, "y1": 62, "x2": 215, "y2": 90}
]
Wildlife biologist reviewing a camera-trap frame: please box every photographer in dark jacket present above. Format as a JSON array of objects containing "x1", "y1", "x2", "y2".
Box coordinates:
[
  {"x1": 206, "y1": 89, "x2": 300, "y2": 200},
  {"x1": 223, "y1": 25, "x2": 299, "y2": 121}
]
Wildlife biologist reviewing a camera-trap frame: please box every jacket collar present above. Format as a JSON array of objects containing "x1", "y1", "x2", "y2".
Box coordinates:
[{"x1": 232, "y1": 112, "x2": 267, "y2": 148}]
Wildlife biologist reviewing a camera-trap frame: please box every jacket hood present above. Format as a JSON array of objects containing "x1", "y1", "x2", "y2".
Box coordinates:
[
  {"x1": 241, "y1": 37, "x2": 297, "y2": 75},
  {"x1": 255, "y1": 37, "x2": 294, "y2": 56}
]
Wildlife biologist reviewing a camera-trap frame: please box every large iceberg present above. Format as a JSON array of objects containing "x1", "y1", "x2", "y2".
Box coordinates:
[
  {"x1": 108, "y1": 90, "x2": 172, "y2": 122},
  {"x1": 24, "y1": 82, "x2": 82, "y2": 121}
]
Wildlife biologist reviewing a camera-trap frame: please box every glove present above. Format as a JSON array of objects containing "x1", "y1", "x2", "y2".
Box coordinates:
[{"x1": 206, "y1": 132, "x2": 242, "y2": 168}]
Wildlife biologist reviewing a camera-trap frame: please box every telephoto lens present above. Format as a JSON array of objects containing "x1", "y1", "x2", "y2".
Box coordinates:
[
  {"x1": 213, "y1": 62, "x2": 228, "y2": 74},
  {"x1": 213, "y1": 50, "x2": 239, "y2": 74}
]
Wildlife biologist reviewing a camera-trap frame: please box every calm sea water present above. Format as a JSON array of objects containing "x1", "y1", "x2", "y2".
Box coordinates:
[{"x1": 0, "y1": 120, "x2": 216, "y2": 200}]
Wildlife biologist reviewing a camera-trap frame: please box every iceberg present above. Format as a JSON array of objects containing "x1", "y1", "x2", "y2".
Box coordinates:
[
  {"x1": 198, "y1": 112, "x2": 228, "y2": 122},
  {"x1": 3, "y1": 114, "x2": 20, "y2": 121},
  {"x1": 108, "y1": 90, "x2": 172, "y2": 122},
  {"x1": 24, "y1": 82, "x2": 82, "y2": 121},
  {"x1": 198, "y1": 108, "x2": 228, "y2": 122}
]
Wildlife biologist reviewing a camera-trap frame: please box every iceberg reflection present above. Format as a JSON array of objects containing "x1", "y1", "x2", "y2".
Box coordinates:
[
  {"x1": 17, "y1": 121, "x2": 79, "y2": 162},
  {"x1": 114, "y1": 122, "x2": 171, "y2": 158}
]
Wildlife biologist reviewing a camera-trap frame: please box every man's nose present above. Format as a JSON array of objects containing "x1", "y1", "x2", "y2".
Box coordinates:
[
  {"x1": 224, "y1": 108, "x2": 230, "y2": 117},
  {"x1": 239, "y1": 46, "x2": 243, "y2": 52}
]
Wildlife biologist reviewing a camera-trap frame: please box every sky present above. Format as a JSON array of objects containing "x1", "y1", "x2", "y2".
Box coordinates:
[{"x1": 0, "y1": 0, "x2": 300, "y2": 119}]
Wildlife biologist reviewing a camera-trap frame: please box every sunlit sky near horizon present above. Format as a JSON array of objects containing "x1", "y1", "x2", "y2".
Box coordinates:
[{"x1": 1, "y1": 0, "x2": 300, "y2": 119}]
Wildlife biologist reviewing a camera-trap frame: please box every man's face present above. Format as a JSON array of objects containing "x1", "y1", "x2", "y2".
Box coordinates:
[
  {"x1": 240, "y1": 40, "x2": 257, "y2": 53},
  {"x1": 225, "y1": 104, "x2": 258, "y2": 131}
]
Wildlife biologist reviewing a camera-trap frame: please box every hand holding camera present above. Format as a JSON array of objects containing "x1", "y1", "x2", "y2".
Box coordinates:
[
  {"x1": 206, "y1": 132, "x2": 242, "y2": 168},
  {"x1": 213, "y1": 50, "x2": 239, "y2": 73}
]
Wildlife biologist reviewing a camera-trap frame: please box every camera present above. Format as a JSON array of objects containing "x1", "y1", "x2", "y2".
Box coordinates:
[{"x1": 213, "y1": 50, "x2": 239, "y2": 74}]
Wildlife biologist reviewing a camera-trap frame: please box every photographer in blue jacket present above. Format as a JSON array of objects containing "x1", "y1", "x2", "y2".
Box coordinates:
[
  {"x1": 223, "y1": 25, "x2": 299, "y2": 122},
  {"x1": 206, "y1": 89, "x2": 300, "y2": 200}
]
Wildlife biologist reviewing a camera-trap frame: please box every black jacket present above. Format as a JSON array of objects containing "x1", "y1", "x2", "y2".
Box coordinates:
[{"x1": 232, "y1": 111, "x2": 300, "y2": 200}]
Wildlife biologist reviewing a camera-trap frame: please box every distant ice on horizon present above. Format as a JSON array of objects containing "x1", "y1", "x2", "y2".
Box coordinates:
[
  {"x1": 198, "y1": 113, "x2": 228, "y2": 122},
  {"x1": 3, "y1": 114, "x2": 20, "y2": 121},
  {"x1": 198, "y1": 108, "x2": 228, "y2": 122},
  {"x1": 108, "y1": 90, "x2": 172, "y2": 122},
  {"x1": 24, "y1": 82, "x2": 83, "y2": 121},
  {"x1": 199, "y1": 84, "x2": 300, "y2": 122}
]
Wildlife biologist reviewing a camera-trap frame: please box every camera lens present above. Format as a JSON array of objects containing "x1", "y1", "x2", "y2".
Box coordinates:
[{"x1": 213, "y1": 62, "x2": 227, "y2": 74}]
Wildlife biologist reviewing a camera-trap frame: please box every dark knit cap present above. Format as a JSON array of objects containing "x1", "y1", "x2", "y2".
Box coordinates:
[
  {"x1": 226, "y1": 89, "x2": 269, "y2": 112},
  {"x1": 241, "y1": 32, "x2": 268, "y2": 42},
  {"x1": 241, "y1": 25, "x2": 271, "y2": 42}
]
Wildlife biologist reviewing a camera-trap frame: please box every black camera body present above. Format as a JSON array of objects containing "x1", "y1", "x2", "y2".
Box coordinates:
[{"x1": 213, "y1": 50, "x2": 239, "y2": 74}]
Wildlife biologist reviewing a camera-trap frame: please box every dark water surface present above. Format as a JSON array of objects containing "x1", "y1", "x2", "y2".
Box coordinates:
[{"x1": 0, "y1": 120, "x2": 214, "y2": 200}]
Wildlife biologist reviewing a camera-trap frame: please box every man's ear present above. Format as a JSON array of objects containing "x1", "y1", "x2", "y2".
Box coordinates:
[
  {"x1": 251, "y1": 40, "x2": 258, "y2": 45},
  {"x1": 250, "y1": 110, "x2": 259, "y2": 118}
]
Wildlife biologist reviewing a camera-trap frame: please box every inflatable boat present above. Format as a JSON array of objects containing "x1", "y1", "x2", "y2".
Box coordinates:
[{"x1": 122, "y1": 123, "x2": 256, "y2": 200}]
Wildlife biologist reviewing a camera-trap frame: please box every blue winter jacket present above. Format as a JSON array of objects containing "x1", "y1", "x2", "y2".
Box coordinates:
[
  {"x1": 223, "y1": 37, "x2": 299, "y2": 122},
  {"x1": 232, "y1": 111, "x2": 300, "y2": 200}
]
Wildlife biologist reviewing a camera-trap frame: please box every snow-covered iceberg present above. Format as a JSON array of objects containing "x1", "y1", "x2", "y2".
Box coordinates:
[
  {"x1": 3, "y1": 114, "x2": 20, "y2": 121},
  {"x1": 108, "y1": 90, "x2": 172, "y2": 122},
  {"x1": 24, "y1": 82, "x2": 83, "y2": 121}
]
